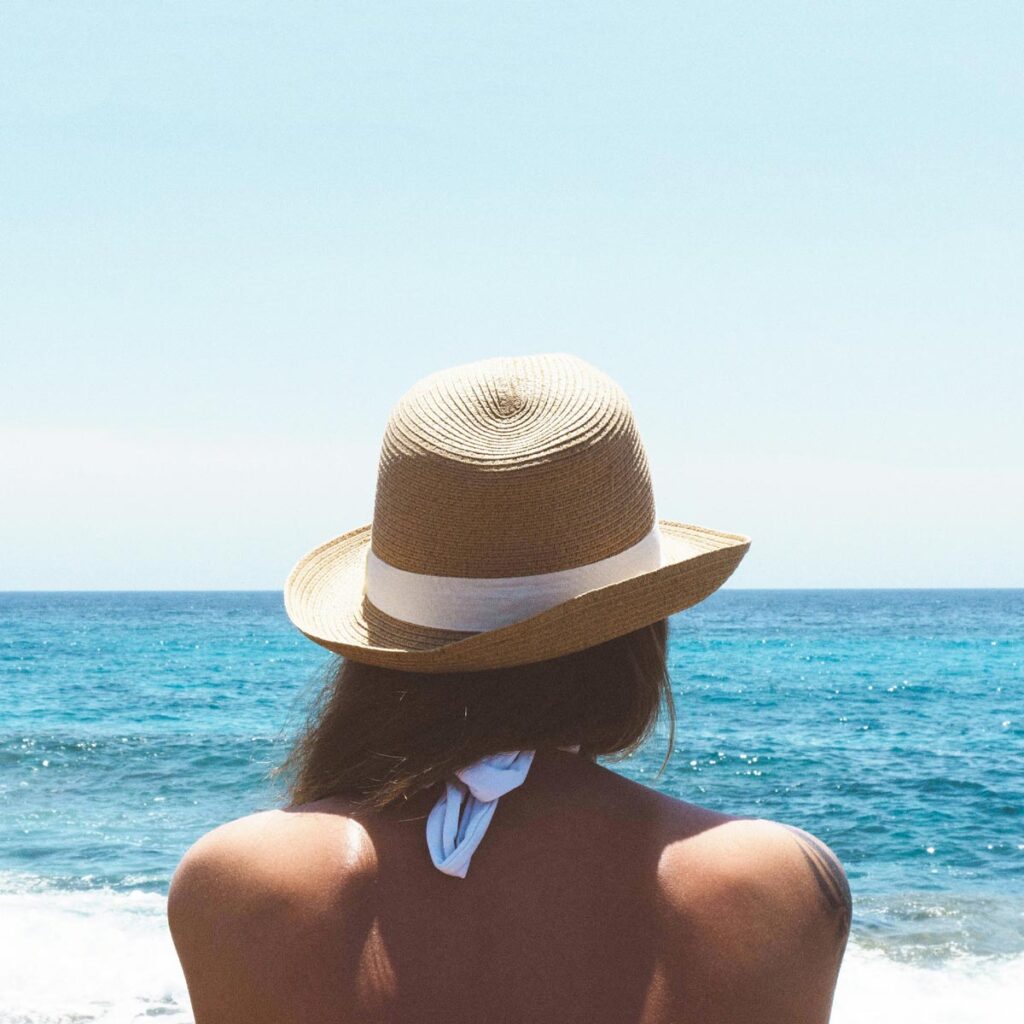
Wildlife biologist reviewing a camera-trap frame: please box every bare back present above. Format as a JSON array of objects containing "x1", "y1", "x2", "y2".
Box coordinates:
[{"x1": 170, "y1": 750, "x2": 851, "y2": 1023}]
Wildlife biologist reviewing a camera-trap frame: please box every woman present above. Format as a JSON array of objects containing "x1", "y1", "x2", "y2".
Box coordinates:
[{"x1": 169, "y1": 354, "x2": 851, "y2": 1023}]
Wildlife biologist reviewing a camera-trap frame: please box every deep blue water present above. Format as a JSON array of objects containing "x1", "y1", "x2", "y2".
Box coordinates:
[{"x1": 1, "y1": 590, "x2": 1021, "y2": 973}]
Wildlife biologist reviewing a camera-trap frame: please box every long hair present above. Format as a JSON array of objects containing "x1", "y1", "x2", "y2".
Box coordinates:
[{"x1": 279, "y1": 618, "x2": 673, "y2": 810}]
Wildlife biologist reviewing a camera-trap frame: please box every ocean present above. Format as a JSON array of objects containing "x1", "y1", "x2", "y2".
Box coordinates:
[{"x1": 0, "y1": 590, "x2": 1021, "y2": 1022}]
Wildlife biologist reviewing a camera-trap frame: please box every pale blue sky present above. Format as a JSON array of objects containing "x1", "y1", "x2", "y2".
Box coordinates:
[{"x1": 2, "y1": 2, "x2": 1021, "y2": 589}]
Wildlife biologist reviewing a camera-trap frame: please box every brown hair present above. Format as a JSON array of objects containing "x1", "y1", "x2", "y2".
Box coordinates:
[{"x1": 280, "y1": 618, "x2": 673, "y2": 810}]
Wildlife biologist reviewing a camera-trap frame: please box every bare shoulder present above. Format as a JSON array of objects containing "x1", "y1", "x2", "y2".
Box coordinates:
[
  {"x1": 663, "y1": 815, "x2": 851, "y2": 924},
  {"x1": 168, "y1": 803, "x2": 376, "y2": 1024},
  {"x1": 657, "y1": 814, "x2": 852, "y2": 945},
  {"x1": 169, "y1": 802, "x2": 373, "y2": 915},
  {"x1": 653, "y1": 815, "x2": 852, "y2": 1023}
]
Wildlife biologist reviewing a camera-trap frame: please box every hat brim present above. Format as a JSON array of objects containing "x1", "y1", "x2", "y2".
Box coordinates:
[{"x1": 284, "y1": 520, "x2": 750, "y2": 673}]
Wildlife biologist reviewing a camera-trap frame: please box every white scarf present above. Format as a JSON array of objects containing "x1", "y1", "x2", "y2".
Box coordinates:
[{"x1": 425, "y1": 746, "x2": 580, "y2": 878}]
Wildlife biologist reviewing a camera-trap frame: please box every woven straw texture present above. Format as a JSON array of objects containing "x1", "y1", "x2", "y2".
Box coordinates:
[
  {"x1": 372, "y1": 353, "x2": 654, "y2": 576},
  {"x1": 285, "y1": 354, "x2": 750, "y2": 671}
]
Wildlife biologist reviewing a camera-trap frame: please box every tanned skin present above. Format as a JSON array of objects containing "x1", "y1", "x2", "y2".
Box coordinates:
[{"x1": 169, "y1": 749, "x2": 852, "y2": 1024}]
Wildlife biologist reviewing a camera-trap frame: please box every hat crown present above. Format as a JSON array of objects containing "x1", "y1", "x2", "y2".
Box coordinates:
[{"x1": 370, "y1": 354, "x2": 655, "y2": 578}]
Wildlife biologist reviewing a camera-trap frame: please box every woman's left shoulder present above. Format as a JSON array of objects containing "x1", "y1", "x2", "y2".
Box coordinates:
[
  {"x1": 168, "y1": 805, "x2": 375, "y2": 926},
  {"x1": 168, "y1": 807, "x2": 378, "y2": 1023}
]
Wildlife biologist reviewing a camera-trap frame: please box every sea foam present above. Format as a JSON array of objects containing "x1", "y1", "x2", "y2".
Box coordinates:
[
  {"x1": 0, "y1": 874, "x2": 190, "y2": 1024},
  {"x1": 833, "y1": 944, "x2": 1024, "y2": 1023}
]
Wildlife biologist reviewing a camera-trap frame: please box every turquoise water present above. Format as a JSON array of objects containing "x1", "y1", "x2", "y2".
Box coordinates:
[{"x1": 1, "y1": 590, "x2": 1022, "y2": 1021}]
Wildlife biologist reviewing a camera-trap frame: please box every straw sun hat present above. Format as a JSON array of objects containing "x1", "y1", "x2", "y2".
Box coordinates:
[{"x1": 285, "y1": 353, "x2": 749, "y2": 672}]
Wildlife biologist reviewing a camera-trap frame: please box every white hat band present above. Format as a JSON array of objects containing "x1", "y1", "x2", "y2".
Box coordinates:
[{"x1": 364, "y1": 526, "x2": 664, "y2": 633}]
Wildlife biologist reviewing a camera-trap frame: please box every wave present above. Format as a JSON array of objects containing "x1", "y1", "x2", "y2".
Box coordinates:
[
  {"x1": 833, "y1": 945, "x2": 1024, "y2": 1023},
  {"x1": 1, "y1": 873, "x2": 1021, "y2": 1023},
  {"x1": 0, "y1": 873, "x2": 190, "y2": 1024}
]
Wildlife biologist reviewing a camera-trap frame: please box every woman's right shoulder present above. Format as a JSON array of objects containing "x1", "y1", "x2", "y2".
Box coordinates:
[
  {"x1": 656, "y1": 813, "x2": 851, "y2": 927},
  {"x1": 652, "y1": 814, "x2": 852, "y2": 1022}
]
